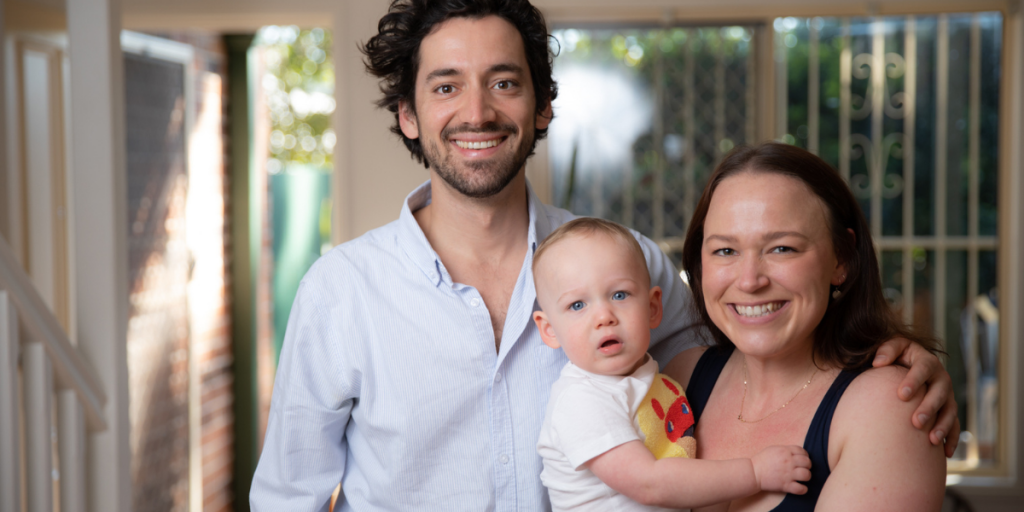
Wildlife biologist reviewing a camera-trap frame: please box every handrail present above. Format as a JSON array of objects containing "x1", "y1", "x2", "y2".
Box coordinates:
[{"x1": 0, "y1": 234, "x2": 107, "y2": 431}]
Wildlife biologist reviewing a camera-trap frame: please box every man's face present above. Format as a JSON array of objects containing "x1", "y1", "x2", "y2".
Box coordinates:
[{"x1": 399, "y1": 15, "x2": 551, "y2": 198}]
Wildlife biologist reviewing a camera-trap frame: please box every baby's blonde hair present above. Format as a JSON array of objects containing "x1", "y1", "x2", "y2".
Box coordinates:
[{"x1": 532, "y1": 217, "x2": 650, "y2": 285}]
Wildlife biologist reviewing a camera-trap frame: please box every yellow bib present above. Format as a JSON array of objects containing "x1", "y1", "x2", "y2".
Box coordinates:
[{"x1": 636, "y1": 373, "x2": 697, "y2": 459}]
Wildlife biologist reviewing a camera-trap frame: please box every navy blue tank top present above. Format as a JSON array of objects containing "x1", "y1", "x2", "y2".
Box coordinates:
[{"x1": 685, "y1": 346, "x2": 862, "y2": 512}]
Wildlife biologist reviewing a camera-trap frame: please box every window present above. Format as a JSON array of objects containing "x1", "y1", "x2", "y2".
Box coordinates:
[{"x1": 544, "y1": 6, "x2": 1014, "y2": 479}]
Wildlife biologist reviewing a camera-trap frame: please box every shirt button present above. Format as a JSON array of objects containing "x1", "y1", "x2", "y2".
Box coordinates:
[
  {"x1": 494, "y1": 372, "x2": 503, "y2": 382},
  {"x1": 500, "y1": 454, "x2": 509, "y2": 464},
  {"x1": 470, "y1": 298, "x2": 481, "y2": 307},
  {"x1": 429, "y1": 271, "x2": 437, "y2": 279}
]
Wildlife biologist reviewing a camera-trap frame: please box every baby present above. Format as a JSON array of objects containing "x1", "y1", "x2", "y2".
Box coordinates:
[{"x1": 533, "y1": 217, "x2": 810, "y2": 511}]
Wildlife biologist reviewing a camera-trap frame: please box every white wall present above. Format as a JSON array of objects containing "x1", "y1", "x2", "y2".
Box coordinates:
[
  {"x1": 67, "y1": 0, "x2": 133, "y2": 510},
  {"x1": 1, "y1": 0, "x2": 8, "y2": 242},
  {"x1": 340, "y1": 1, "x2": 436, "y2": 240}
]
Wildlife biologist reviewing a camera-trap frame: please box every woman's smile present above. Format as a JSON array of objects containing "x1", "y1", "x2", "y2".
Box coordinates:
[{"x1": 731, "y1": 300, "x2": 788, "y2": 319}]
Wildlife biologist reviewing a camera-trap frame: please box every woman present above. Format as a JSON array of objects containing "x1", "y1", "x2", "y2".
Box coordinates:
[{"x1": 665, "y1": 142, "x2": 947, "y2": 511}]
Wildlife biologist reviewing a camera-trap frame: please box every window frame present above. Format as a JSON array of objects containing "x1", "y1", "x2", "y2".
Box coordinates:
[{"x1": 4, "y1": 33, "x2": 72, "y2": 331}]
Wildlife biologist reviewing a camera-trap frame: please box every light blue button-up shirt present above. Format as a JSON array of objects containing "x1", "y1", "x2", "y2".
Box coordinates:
[{"x1": 250, "y1": 181, "x2": 701, "y2": 511}]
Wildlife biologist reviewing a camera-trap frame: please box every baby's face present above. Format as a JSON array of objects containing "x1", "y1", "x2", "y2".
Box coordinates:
[{"x1": 533, "y1": 233, "x2": 662, "y2": 376}]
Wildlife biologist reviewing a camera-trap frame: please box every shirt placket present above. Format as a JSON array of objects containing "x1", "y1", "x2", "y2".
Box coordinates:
[
  {"x1": 448, "y1": 271, "x2": 518, "y2": 511},
  {"x1": 490, "y1": 363, "x2": 516, "y2": 512}
]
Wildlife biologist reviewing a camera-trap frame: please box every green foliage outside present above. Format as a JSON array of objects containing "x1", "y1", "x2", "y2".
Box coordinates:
[
  {"x1": 253, "y1": 26, "x2": 336, "y2": 361},
  {"x1": 255, "y1": 26, "x2": 336, "y2": 173}
]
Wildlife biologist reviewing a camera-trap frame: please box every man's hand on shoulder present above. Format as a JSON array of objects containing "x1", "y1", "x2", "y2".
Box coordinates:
[{"x1": 872, "y1": 337, "x2": 960, "y2": 457}]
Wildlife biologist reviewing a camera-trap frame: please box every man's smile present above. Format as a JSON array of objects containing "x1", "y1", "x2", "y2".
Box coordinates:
[{"x1": 452, "y1": 137, "x2": 505, "y2": 149}]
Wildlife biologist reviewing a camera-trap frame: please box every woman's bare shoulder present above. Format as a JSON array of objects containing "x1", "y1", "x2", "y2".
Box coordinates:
[
  {"x1": 821, "y1": 365, "x2": 946, "y2": 511},
  {"x1": 829, "y1": 364, "x2": 942, "y2": 470},
  {"x1": 832, "y1": 365, "x2": 921, "y2": 442},
  {"x1": 837, "y1": 365, "x2": 915, "y2": 415}
]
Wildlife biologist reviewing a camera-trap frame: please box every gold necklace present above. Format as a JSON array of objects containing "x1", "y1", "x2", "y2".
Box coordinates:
[{"x1": 737, "y1": 359, "x2": 818, "y2": 423}]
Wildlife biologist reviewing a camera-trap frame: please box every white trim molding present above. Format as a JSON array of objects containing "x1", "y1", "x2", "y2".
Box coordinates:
[{"x1": 67, "y1": 0, "x2": 133, "y2": 511}]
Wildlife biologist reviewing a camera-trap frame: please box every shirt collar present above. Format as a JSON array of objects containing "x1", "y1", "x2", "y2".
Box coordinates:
[
  {"x1": 566, "y1": 353, "x2": 657, "y2": 384},
  {"x1": 397, "y1": 179, "x2": 546, "y2": 287},
  {"x1": 526, "y1": 180, "x2": 545, "y2": 255},
  {"x1": 397, "y1": 181, "x2": 446, "y2": 286}
]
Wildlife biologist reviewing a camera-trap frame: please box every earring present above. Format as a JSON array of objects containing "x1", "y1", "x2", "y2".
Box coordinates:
[{"x1": 831, "y1": 286, "x2": 842, "y2": 299}]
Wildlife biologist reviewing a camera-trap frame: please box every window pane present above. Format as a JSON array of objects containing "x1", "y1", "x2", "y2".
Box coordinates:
[
  {"x1": 976, "y1": 250, "x2": 999, "y2": 461},
  {"x1": 979, "y1": 17, "x2": 1001, "y2": 237},
  {"x1": 914, "y1": 17, "x2": 938, "y2": 237},
  {"x1": 945, "y1": 16, "x2": 971, "y2": 237},
  {"x1": 880, "y1": 250, "x2": 904, "y2": 311},
  {"x1": 944, "y1": 250, "x2": 969, "y2": 438},
  {"x1": 911, "y1": 248, "x2": 936, "y2": 336}
]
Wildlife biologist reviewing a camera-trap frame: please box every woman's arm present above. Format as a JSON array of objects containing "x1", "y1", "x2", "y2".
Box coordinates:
[
  {"x1": 587, "y1": 440, "x2": 811, "y2": 509},
  {"x1": 819, "y1": 366, "x2": 946, "y2": 512}
]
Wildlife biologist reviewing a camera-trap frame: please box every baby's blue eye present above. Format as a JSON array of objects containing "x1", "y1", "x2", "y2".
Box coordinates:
[
  {"x1": 612, "y1": 291, "x2": 628, "y2": 300},
  {"x1": 570, "y1": 301, "x2": 585, "y2": 311}
]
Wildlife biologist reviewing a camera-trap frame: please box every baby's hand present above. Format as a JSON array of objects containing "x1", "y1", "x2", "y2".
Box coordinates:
[{"x1": 751, "y1": 445, "x2": 812, "y2": 495}]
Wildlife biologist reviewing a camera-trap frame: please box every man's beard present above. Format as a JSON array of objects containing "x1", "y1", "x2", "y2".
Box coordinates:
[{"x1": 424, "y1": 122, "x2": 535, "y2": 199}]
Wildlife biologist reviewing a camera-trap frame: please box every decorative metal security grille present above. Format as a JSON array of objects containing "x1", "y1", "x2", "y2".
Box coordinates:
[
  {"x1": 779, "y1": 13, "x2": 1002, "y2": 469},
  {"x1": 549, "y1": 27, "x2": 756, "y2": 266},
  {"x1": 550, "y1": 13, "x2": 1004, "y2": 472}
]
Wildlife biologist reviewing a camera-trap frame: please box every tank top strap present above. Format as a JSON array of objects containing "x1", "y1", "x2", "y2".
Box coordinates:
[
  {"x1": 774, "y1": 368, "x2": 862, "y2": 511},
  {"x1": 685, "y1": 345, "x2": 734, "y2": 423}
]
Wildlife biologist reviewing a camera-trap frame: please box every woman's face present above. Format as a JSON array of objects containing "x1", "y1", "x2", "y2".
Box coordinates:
[{"x1": 701, "y1": 171, "x2": 847, "y2": 360}]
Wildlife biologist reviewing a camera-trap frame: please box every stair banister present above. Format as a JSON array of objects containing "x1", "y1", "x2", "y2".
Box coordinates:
[{"x1": 0, "y1": 233, "x2": 107, "y2": 431}]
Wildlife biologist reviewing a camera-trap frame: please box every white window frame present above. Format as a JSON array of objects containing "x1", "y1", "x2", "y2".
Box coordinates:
[{"x1": 3, "y1": 32, "x2": 72, "y2": 331}]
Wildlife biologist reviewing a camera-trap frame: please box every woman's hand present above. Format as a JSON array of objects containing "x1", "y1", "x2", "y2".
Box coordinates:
[{"x1": 872, "y1": 337, "x2": 960, "y2": 456}]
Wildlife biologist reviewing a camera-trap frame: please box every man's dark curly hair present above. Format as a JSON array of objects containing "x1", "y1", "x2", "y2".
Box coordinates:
[{"x1": 361, "y1": 0, "x2": 558, "y2": 168}]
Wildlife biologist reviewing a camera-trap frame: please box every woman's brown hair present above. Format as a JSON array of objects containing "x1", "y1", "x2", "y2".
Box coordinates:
[{"x1": 680, "y1": 142, "x2": 939, "y2": 369}]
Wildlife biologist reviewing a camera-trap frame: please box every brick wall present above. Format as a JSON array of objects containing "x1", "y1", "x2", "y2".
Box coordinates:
[
  {"x1": 125, "y1": 50, "x2": 192, "y2": 512},
  {"x1": 180, "y1": 32, "x2": 235, "y2": 512},
  {"x1": 125, "y1": 31, "x2": 235, "y2": 512}
]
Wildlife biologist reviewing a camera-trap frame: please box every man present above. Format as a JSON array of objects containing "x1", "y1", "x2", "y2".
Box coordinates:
[{"x1": 251, "y1": 1, "x2": 958, "y2": 510}]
